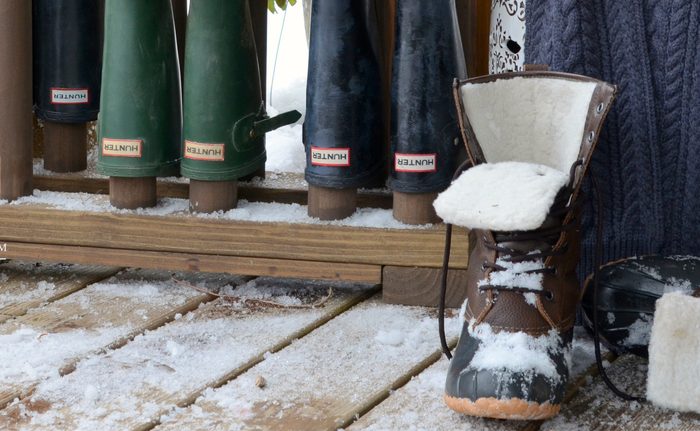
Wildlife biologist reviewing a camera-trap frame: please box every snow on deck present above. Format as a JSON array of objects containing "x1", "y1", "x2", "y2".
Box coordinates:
[
  {"x1": 4, "y1": 190, "x2": 423, "y2": 230},
  {"x1": 0, "y1": 277, "x2": 371, "y2": 431},
  {"x1": 156, "y1": 298, "x2": 462, "y2": 431},
  {"x1": 0, "y1": 270, "x2": 239, "y2": 404},
  {"x1": 0, "y1": 262, "x2": 693, "y2": 431}
]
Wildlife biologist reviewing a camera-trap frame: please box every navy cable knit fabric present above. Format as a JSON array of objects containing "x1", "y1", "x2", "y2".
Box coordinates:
[{"x1": 526, "y1": 1, "x2": 700, "y2": 278}]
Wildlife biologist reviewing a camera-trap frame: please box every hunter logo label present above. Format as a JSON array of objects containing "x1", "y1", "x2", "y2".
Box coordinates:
[
  {"x1": 310, "y1": 147, "x2": 351, "y2": 167},
  {"x1": 51, "y1": 88, "x2": 89, "y2": 104},
  {"x1": 395, "y1": 153, "x2": 437, "y2": 173},
  {"x1": 102, "y1": 138, "x2": 143, "y2": 158},
  {"x1": 184, "y1": 140, "x2": 225, "y2": 162}
]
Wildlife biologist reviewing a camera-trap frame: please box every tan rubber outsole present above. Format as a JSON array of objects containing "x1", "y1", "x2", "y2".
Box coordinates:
[{"x1": 444, "y1": 394, "x2": 560, "y2": 420}]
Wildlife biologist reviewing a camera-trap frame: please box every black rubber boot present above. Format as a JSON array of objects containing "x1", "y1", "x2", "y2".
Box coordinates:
[{"x1": 304, "y1": 0, "x2": 386, "y2": 190}]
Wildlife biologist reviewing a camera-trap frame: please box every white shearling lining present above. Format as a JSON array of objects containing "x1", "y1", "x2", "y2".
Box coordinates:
[
  {"x1": 647, "y1": 292, "x2": 700, "y2": 413},
  {"x1": 461, "y1": 77, "x2": 596, "y2": 173},
  {"x1": 433, "y1": 161, "x2": 568, "y2": 231}
]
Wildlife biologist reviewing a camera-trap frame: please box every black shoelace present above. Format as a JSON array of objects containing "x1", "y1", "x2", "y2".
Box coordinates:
[{"x1": 590, "y1": 174, "x2": 645, "y2": 402}]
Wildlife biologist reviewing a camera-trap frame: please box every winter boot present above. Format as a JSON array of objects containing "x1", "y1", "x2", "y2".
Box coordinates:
[{"x1": 433, "y1": 70, "x2": 616, "y2": 420}]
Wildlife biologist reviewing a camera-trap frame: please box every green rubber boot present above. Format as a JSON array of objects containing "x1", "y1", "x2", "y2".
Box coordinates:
[
  {"x1": 97, "y1": 0, "x2": 182, "y2": 178},
  {"x1": 181, "y1": 0, "x2": 300, "y2": 183}
]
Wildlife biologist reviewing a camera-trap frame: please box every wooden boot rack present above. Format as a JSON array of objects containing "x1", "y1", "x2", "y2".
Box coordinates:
[{"x1": 0, "y1": 0, "x2": 491, "y2": 308}]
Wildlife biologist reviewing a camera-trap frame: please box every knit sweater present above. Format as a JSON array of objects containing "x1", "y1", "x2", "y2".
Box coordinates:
[{"x1": 525, "y1": 0, "x2": 700, "y2": 278}]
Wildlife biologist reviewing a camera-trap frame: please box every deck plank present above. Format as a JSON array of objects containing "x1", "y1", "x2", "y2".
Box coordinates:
[
  {"x1": 0, "y1": 279, "x2": 376, "y2": 431},
  {"x1": 0, "y1": 261, "x2": 120, "y2": 324},
  {"x1": 0, "y1": 269, "x2": 242, "y2": 410},
  {"x1": 541, "y1": 355, "x2": 700, "y2": 431},
  {"x1": 154, "y1": 299, "x2": 462, "y2": 431}
]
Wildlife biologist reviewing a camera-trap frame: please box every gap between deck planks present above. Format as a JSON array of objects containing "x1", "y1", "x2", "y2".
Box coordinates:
[
  {"x1": 1, "y1": 242, "x2": 383, "y2": 283},
  {"x1": 0, "y1": 261, "x2": 120, "y2": 324},
  {"x1": 0, "y1": 280, "x2": 378, "y2": 431},
  {"x1": 154, "y1": 298, "x2": 463, "y2": 431},
  {"x1": 0, "y1": 269, "x2": 241, "y2": 410}
]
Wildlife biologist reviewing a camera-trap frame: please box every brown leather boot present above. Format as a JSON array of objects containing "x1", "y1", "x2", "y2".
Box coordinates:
[{"x1": 434, "y1": 70, "x2": 616, "y2": 420}]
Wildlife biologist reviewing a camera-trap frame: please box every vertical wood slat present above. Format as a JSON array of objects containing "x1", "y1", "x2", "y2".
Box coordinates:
[
  {"x1": 456, "y1": 0, "x2": 491, "y2": 78},
  {"x1": 0, "y1": 0, "x2": 33, "y2": 200}
]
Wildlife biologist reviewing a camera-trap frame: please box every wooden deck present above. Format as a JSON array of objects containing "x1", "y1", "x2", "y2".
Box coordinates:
[{"x1": 0, "y1": 260, "x2": 698, "y2": 430}]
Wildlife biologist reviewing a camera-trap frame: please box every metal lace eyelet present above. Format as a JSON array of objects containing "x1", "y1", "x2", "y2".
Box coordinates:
[
  {"x1": 544, "y1": 290, "x2": 555, "y2": 301},
  {"x1": 587, "y1": 131, "x2": 595, "y2": 142},
  {"x1": 596, "y1": 102, "x2": 605, "y2": 114},
  {"x1": 480, "y1": 261, "x2": 488, "y2": 271}
]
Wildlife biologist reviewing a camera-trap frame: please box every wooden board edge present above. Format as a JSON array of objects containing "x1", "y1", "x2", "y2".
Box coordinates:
[
  {"x1": 382, "y1": 266, "x2": 470, "y2": 307},
  {"x1": 0, "y1": 204, "x2": 468, "y2": 269},
  {"x1": 1, "y1": 242, "x2": 383, "y2": 284}
]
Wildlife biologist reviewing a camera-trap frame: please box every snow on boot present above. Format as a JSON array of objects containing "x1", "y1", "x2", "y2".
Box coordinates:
[{"x1": 433, "y1": 71, "x2": 616, "y2": 420}]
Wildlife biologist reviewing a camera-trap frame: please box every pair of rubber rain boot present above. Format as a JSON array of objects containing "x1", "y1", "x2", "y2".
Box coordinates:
[{"x1": 433, "y1": 70, "x2": 616, "y2": 420}]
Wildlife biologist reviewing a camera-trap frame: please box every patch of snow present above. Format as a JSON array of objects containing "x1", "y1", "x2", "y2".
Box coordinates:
[
  {"x1": 663, "y1": 277, "x2": 694, "y2": 294},
  {"x1": 0, "y1": 269, "x2": 233, "y2": 391},
  {"x1": 264, "y1": 5, "x2": 307, "y2": 174},
  {"x1": 523, "y1": 292, "x2": 538, "y2": 307},
  {"x1": 606, "y1": 312, "x2": 616, "y2": 324},
  {"x1": 375, "y1": 329, "x2": 406, "y2": 347},
  {"x1": 0, "y1": 280, "x2": 55, "y2": 309},
  {"x1": 478, "y1": 253, "x2": 545, "y2": 291},
  {"x1": 466, "y1": 318, "x2": 564, "y2": 381},
  {"x1": 158, "y1": 300, "x2": 461, "y2": 431},
  {"x1": 622, "y1": 313, "x2": 653, "y2": 348}
]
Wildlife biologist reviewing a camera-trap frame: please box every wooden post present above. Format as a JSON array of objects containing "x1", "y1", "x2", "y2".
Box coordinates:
[
  {"x1": 109, "y1": 177, "x2": 157, "y2": 209},
  {"x1": 0, "y1": 0, "x2": 33, "y2": 201},
  {"x1": 189, "y1": 179, "x2": 238, "y2": 213},
  {"x1": 43, "y1": 122, "x2": 88, "y2": 173},
  {"x1": 171, "y1": 0, "x2": 187, "y2": 86},
  {"x1": 308, "y1": 185, "x2": 357, "y2": 220},
  {"x1": 393, "y1": 191, "x2": 440, "y2": 225},
  {"x1": 456, "y1": 0, "x2": 491, "y2": 77}
]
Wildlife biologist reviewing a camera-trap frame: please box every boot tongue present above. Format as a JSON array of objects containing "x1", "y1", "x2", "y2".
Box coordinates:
[{"x1": 495, "y1": 198, "x2": 567, "y2": 256}]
